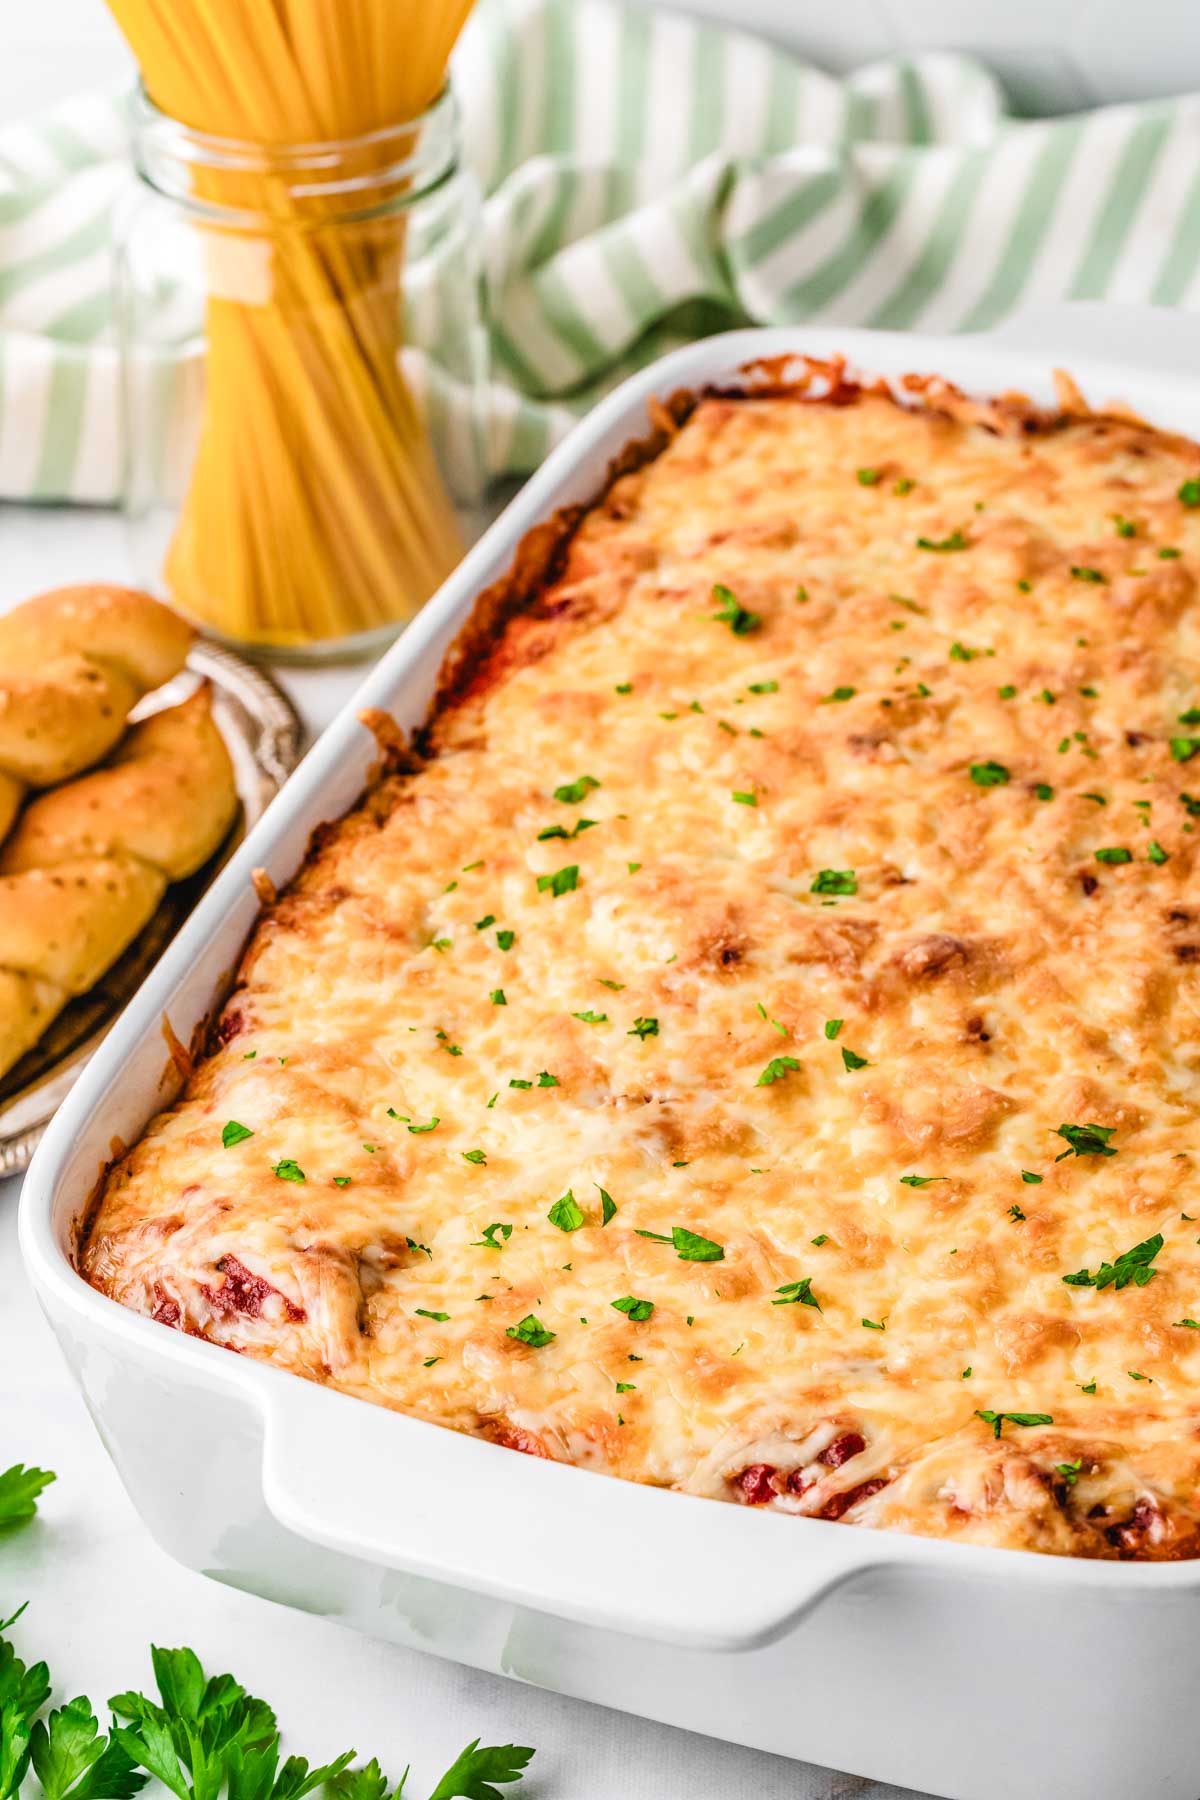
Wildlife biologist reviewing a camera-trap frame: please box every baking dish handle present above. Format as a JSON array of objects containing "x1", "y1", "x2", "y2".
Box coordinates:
[{"x1": 258, "y1": 1382, "x2": 891, "y2": 1653}]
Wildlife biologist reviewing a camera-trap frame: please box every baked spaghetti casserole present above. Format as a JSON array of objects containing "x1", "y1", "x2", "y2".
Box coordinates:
[{"x1": 83, "y1": 360, "x2": 1200, "y2": 1560}]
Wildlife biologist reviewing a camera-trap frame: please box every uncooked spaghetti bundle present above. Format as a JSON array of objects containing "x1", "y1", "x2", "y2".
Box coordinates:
[{"x1": 106, "y1": 0, "x2": 477, "y2": 650}]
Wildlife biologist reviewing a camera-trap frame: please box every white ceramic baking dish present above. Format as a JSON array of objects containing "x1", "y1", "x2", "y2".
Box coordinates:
[{"x1": 20, "y1": 308, "x2": 1200, "y2": 1800}]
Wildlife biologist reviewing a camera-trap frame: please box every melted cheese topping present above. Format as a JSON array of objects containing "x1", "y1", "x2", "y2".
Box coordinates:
[{"x1": 85, "y1": 379, "x2": 1200, "y2": 1559}]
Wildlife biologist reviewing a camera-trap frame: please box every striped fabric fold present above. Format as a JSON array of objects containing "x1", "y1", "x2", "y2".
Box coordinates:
[{"x1": 2, "y1": 0, "x2": 1200, "y2": 503}]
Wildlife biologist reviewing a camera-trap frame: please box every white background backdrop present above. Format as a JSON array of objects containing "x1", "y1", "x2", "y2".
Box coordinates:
[{"x1": 0, "y1": 4, "x2": 923, "y2": 1798}]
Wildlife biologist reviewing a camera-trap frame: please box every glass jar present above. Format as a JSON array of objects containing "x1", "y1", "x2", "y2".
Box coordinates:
[{"x1": 114, "y1": 84, "x2": 489, "y2": 662}]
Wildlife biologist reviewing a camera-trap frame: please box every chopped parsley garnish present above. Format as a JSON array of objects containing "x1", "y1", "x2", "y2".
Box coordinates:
[
  {"x1": 406, "y1": 1237, "x2": 431, "y2": 1258},
  {"x1": 710, "y1": 583, "x2": 761, "y2": 635},
  {"x1": 1094, "y1": 846, "x2": 1132, "y2": 864},
  {"x1": 1053, "y1": 1121, "x2": 1118, "y2": 1159},
  {"x1": 507, "y1": 1314, "x2": 556, "y2": 1347},
  {"x1": 436, "y1": 1030, "x2": 462, "y2": 1055},
  {"x1": 1128, "y1": 1370, "x2": 1152, "y2": 1382},
  {"x1": 572, "y1": 1009, "x2": 608, "y2": 1023},
  {"x1": 496, "y1": 928, "x2": 515, "y2": 950},
  {"x1": 732, "y1": 790, "x2": 757, "y2": 806},
  {"x1": 615, "y1": 1382, "x2": 636, "y2": 1394},
  {"x1": 473, "y1": 1222, "x2": 512, "y2": 1249},
  {"x1": 553, "y1": 774, "x2": 600, "y2": 804},
  {"x1": 748, "y1": 680, "x2": 778, "y2": 694},
  {"x1": 811, "y1": 1232, "x2": 829, "y2": 1246},
  {"x1": 474, "y1": 914, "x2": 496, "y2": 930},
  {"x1": 491, "y1": 989, "x2": 507, "y2": 1005},
  {"x1": 772, "y1": 1278, "x2": 821, "y2": 1310},
  {"x1": 1181, "y1": 793, "x2": 1200, "y2": 816},
  {"x1": 1180, "y1": 708, "x2": 1200, "y2": 725},
  {"x1": 548, "y1": 1191, "x2": 585, "y2": 1232},
  {"x1": 856, "y1": 467, "x2": 881, "y2": 486},
  {"x1": 405, "y1": 1115, "x2": 440, "y2": 1133},
  {"x1": 1081, "y1": 792, "x2": 1106, "y2": 805},
  {"x1": 1008, "y1": 1203, "x2": 1026, "y2": 1222},
  {"x1": 537, "y1": 820, "x2": 596, "y2": 840},
  {"x1": 1055, "y1": 1459, "x2": 1083, "y2": 1485},
  {"x1": 423, "y1": 1356, "x2": 441, "y2": 1367},
  {"x1": 1021, "y1": 1170, "x2": 1044, "y2": 1184},
  {"x1": 1170, "y1": 737, "x2": 1200, "y2": 763},
  {"x1": 612, "y1": 1296, "x2": 654, "y2": 1321},
  {"x1": 333, "y1": 1176, "x2": 350, "y2": 1187},
  {"x1": 1079, "y1": 1380, "x2": 1097, "y2": 1394},
  {"x1": 509, "y1": 1078, "x2": 532, "y2": 1089},
  {"x1": 272, "y1": 1158, "x2": 305, "y2": 1182},
  {"x1": 823, "y1": 1019, "x2": 843, "y2": 1040},
  {"x1": 430, "y1": 938, "x2": 451, "y2": 953},
  {"x1": 534, "y1": 864, "x2": 580, "y2": 899},
  {"x1": 636, "y1": 1226, "x2": 724, "y2": 1262},
  {"x1": 1147, "y1": 840, "x2": 1170, "y2": 864},
  {"x1": 1179, "y1": 478, "x2": 1200, "y2": 507},
  {"x1": 1176, "y1": 1319, "x2": 1200, "y2": 1329},
  {"x1": 1113, "y1": 514, "x2": 1137, "y2": 537},
  {"x1": 819, "y1": 686, "x2": 857, "y2": 704},
  {"x1": 900, "y1": 1174, "x2": 946, "y2": 1187},
  {"x1": 949, "y1": 641, "x2": 985, "y2": 662},
  {"x1": 917, "y1": 530, "x2": 968, "y2": 552},
  {"x1": 598, "y1": 978, "x2": 625, "y2": 990},
  {"x1": 1071, "y1": 566, "x2": 1106, "y2": 583},
  {"x1": 415, "y1": 1308, "x2": 449, "y2": 1322},
  {"x1": 975, "y1": 1410, "x2": 1053, "y2": 1439},
  {"x1": 1034, "y1": 782, "x2": 1054, "y2": 801},
  {"x1": 756, "y1": 1055, "x2": 800, "y2": 1086},
  {"x1": 537, "y1": 1070, "x2": 559, "y2": 1087},
  {"x1": 598, "y1": 1185, "x2": 617, "y2": 1225},
  {"x1": 841, "y1": 1047, "x2": 869, "y2": 1072},
  {"x1": 861, "y1": 1317, "x2": 885, "y2": 1331},
  {"x1": 462, "y1": 1148, "x2": 488, "y2": 1165},
  {"x1": 628, "y1": 1016, "x2": 659, "y2": 1039},
  {"x1": 221, "y1": 1120, "x2": 253, "y2": 1148},
  {"x1": 970, "y1": 760, "x2": 1010, "y2": 788},
  {"x1": 615, "y1": 681, "x2": 633, "y2": 694},
  {"x1": 998, "y1": 684, "x2": 1017, "y2": 699},
  {"x1": 894, "y1": 477, "x2": 915, "y2": 495},
  {"x1": 811, "y1": 868, "x2": 857, "y2": 895},
  {"x1": 1062, "y1": 1232, "x2": 1162, "y2": 1290},
  {"x1": 1160, "y1": 546, "x2": 1182, "y2": 560}
]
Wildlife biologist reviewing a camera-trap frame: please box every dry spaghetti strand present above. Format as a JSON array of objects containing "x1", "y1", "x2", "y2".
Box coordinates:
[{"x1": 107, "y1": 0, "x2": 476, "y2": 649}]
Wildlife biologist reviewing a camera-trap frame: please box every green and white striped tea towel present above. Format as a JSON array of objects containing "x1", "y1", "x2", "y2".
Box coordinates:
[{"x1": 3, "y1": 0, "x2": 1200, "y2": 504}]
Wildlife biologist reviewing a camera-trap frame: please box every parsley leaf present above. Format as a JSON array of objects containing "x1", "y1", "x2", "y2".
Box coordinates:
[
  {"x1": 819, "y1": 686, "x2": 856, "y2": 704},
  {"x1": 505, "y1": 1315, "x2": 555, "y2": 1348},
  {"x1": 405, "y1": 1117, "x2": 440, "y2": 1134},
  {"x1": 975, "y1": 1410, "x2": 1053, "y2": 1439},
  {"x1": 710, "y1": 584, "x2": 761, "y2": 635},
  {"x1": 415, "y1": 1309, "x2": 450, "y2": 1323},
  {"x1": 899, "y1": 1175, "x2": 946, "y2": 1187},
  {"x1": 628, "y1": 1017, "x2": 658, "y2": 1040},
  {"x1": 220, "y1": 1122, "x2": 253, "y2": 1149},
  {"x1": 547, "y1": 1192, "x2": 584, "y2": 1233},
  {"x1": 0, "y1": 1464, "x2": 55, "y2": 1532},
  {"x1": 472, "y1": 1223, "x2": 512, "y2": 1250},
  {"x1": 841, "y1": 1047, "x2": 869, "y2": 1072},
  {"x1": 611, "y1": 1296, "x2": 654, "y2": 1321},
  {"x1": 731, "y1": 790, "x2": 757, "y2": 807},
  {"x1": 571, "y1": 1010, "x2": 607, "y2": 1024},
  {"x1": 536, "y1": 866, "x2": 578, "y2": 897},
  {"x1": 1070, "y1": 566, "x2": 1106, "y2": 583},
  {"x1": 917, "y1": 531, "x2": 968, "y2": 552},
  {"x1": 462, "y1": 1149, "x2": 487, "y2": 1166},
  {"x1": 969, "y1": 760, "x2": 1010, "y2": 788},
  {"x1": 1053, "y1": 1122, "x2": 1118, "y2": 1159},
  {"x1": 271, "y1": 1159, "x2": 305, "y2": 1183},
  {"x1": 748, "y1": 680, "x2": 778, "y2": 694},
  {"x1": 756, "y1": 1055, "x2": 799, "y2": 1086},
  {"x1": 552, "y1": 775, "x2": 600, "y2": 805},
  {"x1": 670, "y1": 1227, "x2": 724, "y2": 1263},
  {"x1": 31, "y1": 1698, "x2": 145, "y2": 1800},
  {"x1": 426, "y1": 1740, "x2": 535, "y2": 1800},
  {"x1": 597, "y1": 1186, "x2": 617, "y2": 1225},
  {"x1": 772, "y1": 1279, "x2": 820, "y2": 1310},
  {"x1": 1021, "y1": 1170, "x2": 1044, "y2": 1185},
  {"x1": 495, "y1": 929, "x2": 515, "y2": 951},
  {"x1": 1171, "y1": 737, "x2": 1200, "y2": 763},
  {"x1": 1179, "y1": 478, "x2": 1200, "y2": 507},
  {"x1": 1094, "y1": 846, "x2": 1132, "y2": 865},
  {"x1": 823, "y1": 1019, "x2": 843, "y2": 1040},
  {"x1": 810, "y1": 869, "x2": 857, "y2": 895},
  {"x1": 1062, "y1": 1232, "x2": 1162, "y2": 1291}
]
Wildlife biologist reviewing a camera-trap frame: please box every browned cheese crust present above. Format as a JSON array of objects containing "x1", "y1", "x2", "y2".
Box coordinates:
[{"x1": 83, "y1": 369, "x2": 1200, "y2": 1559}]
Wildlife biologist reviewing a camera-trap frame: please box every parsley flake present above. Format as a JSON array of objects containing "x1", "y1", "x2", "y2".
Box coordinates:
[
  {"x1": 1094, "y1": 846, "x2": 1132, "y2": 865},
  {"x1": 598, "y1": 1186, "x2": 617, "y2": 1225},
  {"x1": 548, "y1": 1191, "x2": 585, "y2": 1233},
  {"x1": 415, "y1": 1308, "x2": 449, "y2": 1322},
  {"x1": 975, "y1": 1410, "x2": 1053, "y2": 1439},
  {"x1": 1179, "y1": 478, "x2": 1200, "y2": 507},
  {"x1": 553, "y1": 775, "x2": 600, "y2": 804},
  {"x1": 491, "y1": 989, "x2": 507, "y2": 1005},
  {"x1": 272, "y1": 1158, "x2": 305, "y2": 1182},
  {"x1": 756, "y1": 1055, "x2": 800, "y2": 1086},
  {"x1": 1021, "y1": 1170, "x2": 1044, "y2": 1185},
  {"x1": 496, "y1": 928, "x2": 515, "y2": 950},
  {"x1": 811, "y1": 868, "x2": 857, "y2": 895},
  {"x1": 732, "y1": 790, "x2": 757, "y2": 806},
  {"x1": 710, "y1": 583, "x2": 761, "y2": 635},
  {"x1": 462, "y1": 1149, "x2": 488, "y2": 1165},
  {"x1": 612, "y1": 1296, "x2": 654, "y2": 1321},
  {"x1": 537, "y1": 865, "x2": 579, "y2": 896},
  {"x1": 507, "y1": 1314, "x2": 556, "y2": 1348},
  {"x1": 823, "y1": 1019, "x2": 843, "y2": 1040},
  {"x1": 841, "y1": 1047, "x2": 869, "y2": 1072},
  {"x1": 1053, "y1": 1121, "x2": 1118, "y2": 1159},
  {"x1": 572, "y1": 1009, "x2": 608, "y2": 1024},
  {"x1": 772, "y1": 1278, "x2": 821, "y2": 1310},
  {"x1": 819, "y1": 686, "x2": 857, "y2": 704},
  {"x1": 917, "y1": 530, "x2": 968, "y2": 552},
  {"x1": 628, "y1": 1016, "x2": 659, "y2": 1039},
  {"x1": 1171, "y1": 737, "x2": 1200, "y2": 763},
  {"x1": 749, "y1": 680, "x2": 778, "y2": 694},
  {"x1": 221, "y1": 1120, "x2": 253, "y2": 1148},
  {"x1": 473, "y1": 1222, "x2": 512, "y2": 1249},
  {"x1": 861, "y1": 1317, "x2": 885, "y2": 1331},
  {"x1": 1062, "y1": 1232, "x2": 1162, "y2": 1290},
  {"x1": 900, "y1": 1174, "x2": 946, "y2": 1187},
  {"x1": 1071, "y1": 566, "x2": 1106, "y2": 584},
  {"x1": 970, "y1": 760, "x2": 1010, "y2": 787},
  {"x1": 1147, "y1": 840, "x2": 1170, "y2": 864}
]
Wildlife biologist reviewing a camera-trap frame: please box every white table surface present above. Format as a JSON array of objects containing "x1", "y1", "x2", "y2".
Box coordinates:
[{"x1": 0, "y1": 14, "x2": 924, "y2": 1800}]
